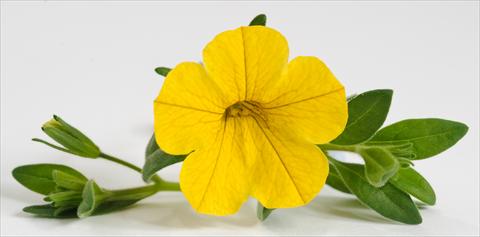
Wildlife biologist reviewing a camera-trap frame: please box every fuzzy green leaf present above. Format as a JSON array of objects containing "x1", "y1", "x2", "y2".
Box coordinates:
[
  {"x1": 12, "y1": 164, "x2": 87, "y2": 195},
  {"x1": 368, "y1": 118, "x2": 468, "y2": 159},
  {"x1": 389, "y1": 167, "x2": 436, "y2": 205},
  {"x1": 332, "y1": 89, "x2": 393, "y2": 145},
  {"x1": 143, "y1": 150, "x2": 186, "y2": 182},
  {"x1": 142, "y1": 134, "x2": 186, "y2": 182},
  {"x1": 330, "y1": 159, "x2": 422, "y2": 224}
]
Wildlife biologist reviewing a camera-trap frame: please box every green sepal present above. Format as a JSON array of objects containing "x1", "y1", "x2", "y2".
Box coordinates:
[
  {"x1": 332, "y1": 89, "x2": 393, "y2": 145},
  {"x1": 142, "y1": 134, "x2": 187, "y2": 182},
  {"x1": 77, "y1": 180, "x2": 110, "y2": 218},
  {"x1": 389, "y1": 167, "x2": 436, "y2": 205},
  {"x1": 38, "y1": 115, "x2": 100, "y2": 158},
  {"x1": 52, "y1": 170, "x2": 88, "y2": 191},
  {"x1": 368, "y1": 118, "x2": 468, "y2": 160},
  {"x1": 249, "y1": 14, "x2": 267, "y2": 26},
  {"x1": 12, "y1": 164, "x2": 87, "y2": 195},
  {"x1": 359, "y1": 147, "x2": 400, "y2": 187},
  {"x1": 256, "y1": 202, "x2": 274, "y2": 221},
  {"x1": 155, "y1": 67, "x2": 171, "y2": 77},
  {"x1": 330, "y1": 158, "x2": 422, "y2": 224},
  {"x1": 47, "y1": 190, "x2": 82, "y2": 203}
]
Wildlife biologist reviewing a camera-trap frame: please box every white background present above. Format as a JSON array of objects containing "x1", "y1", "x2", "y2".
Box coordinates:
[{"x1": 1, "y1": 1, "x2": 479, "y2": 236}]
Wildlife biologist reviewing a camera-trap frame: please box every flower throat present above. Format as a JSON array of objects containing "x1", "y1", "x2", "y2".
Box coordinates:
[{"x1": 225, "y1": 101, "x2": 263, "y2": 118}]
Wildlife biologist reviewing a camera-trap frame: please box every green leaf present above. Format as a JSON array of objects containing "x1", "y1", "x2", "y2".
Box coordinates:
[
  {"x1": 326, "y1": 163, "x2": 351, "y2": 194},
  {"x1": 249, "y1": 14, "x2": 267, "y2": 26},
  {"x1": 23, "y1": 204, "x2": 77, "y2": 218},
  {"x1": 389, "y1": 167, "x2": 436, "y2": 205},
  {"x1": 52, "y1": 170, "x2": 87, "y2": 191},
  {"x1": 359, "y1": 147, "x2": 400, "y2": 187},
  {"x1": 143, "y1": 149, "x2": 186, "y2": 182},
  {"x1": 330, "y1": 159, "x2": 422, "y2": 224},
  {"x1": 145, "y1": 133, "x2": 159, "y2": 158},
  {"x1": 256, "y1": 202, "x2": 274, "y2": 221},
  {"x1": 93, "y1": 200, "x2": 140, "y2": 215},
  {"x1": 332, "y1": 89, "x2": 393, "y2": 145},
  {"x1": 77, "y1": 180, "x2": 109, "y2": 218},
  {"x1": 368, "y1": 118, "x2": 468, "y2": 159},
  {"x1": 142, "y1": 134, "x2": 187, "y2": 182},
  {"x1": 155, "y1": 67, "x2": 171, "y2": 77},
  {"x1": 12, "y1": 164, "x2": 87, "y2": 195}
]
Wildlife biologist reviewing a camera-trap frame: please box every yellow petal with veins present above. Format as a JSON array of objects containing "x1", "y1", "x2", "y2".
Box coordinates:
[
  {"x1": 249, "y1": 117, "x2": 329, "y2": 208},
  {"x1": 260, "y1": 56, "x2": 348, "y2": 144},
  {"x1": 154, "y1": 62, "x2": 226, "y2": 155},
  {"x1": 203, "y1": 26, "x2": 289, "y2": 103},
  {"x1": 180, "y1": 117, "x2": 257, "y2": 215}
]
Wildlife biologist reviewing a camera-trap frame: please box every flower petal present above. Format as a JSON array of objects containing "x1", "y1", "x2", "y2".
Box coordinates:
[
  {"x1": 179, "y1": 117, "x2": 257, "y2": 215},
  {"x1": 260, "y1": 56, "x2": 348, "y2": 144},
  {"x1": 203, "y1": 26, "x2": 289, "y2": 103},
  {"x1": 248, "y1": 118, "x2": 329, "y2": 208},
  {"x1": 154, "y1": 62, "x2": 227, "y2": 155}
]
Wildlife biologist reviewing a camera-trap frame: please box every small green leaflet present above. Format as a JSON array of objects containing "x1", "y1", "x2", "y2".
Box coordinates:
[
  {"x1": 249, "y1": 14, "x2": 267, "y2": 26},
  {"x1": 389, "y1": 167, "x2": 436, "y2": 205},
  {"x1": 12, "y1": 164, "x2": 87, "y2": 195},
  {"x1": 155, "y1": 67, "x2": 171, "y2": 77},
  {"x1": 330, "y1": 158, "x2": 422, "y2": 224},
  {"x1": 332, "y1": 89, "x2": 392, "y2": 145},
  {"x1": 368, "y1": 118, "x2": 468, "y2": 159}
]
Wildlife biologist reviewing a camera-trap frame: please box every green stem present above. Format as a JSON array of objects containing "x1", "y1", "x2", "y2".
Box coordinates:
[
  {"x1": 108, "y1": 182, "x2": 181, "y2": 201},
  {"x1": 99, "y1": 152, "x2": 164, "y2": 185}
]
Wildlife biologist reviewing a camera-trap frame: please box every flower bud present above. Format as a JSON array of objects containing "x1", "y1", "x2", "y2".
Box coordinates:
[{"x1": 41, "y1": 115, "x2": 100, "y2": 158}]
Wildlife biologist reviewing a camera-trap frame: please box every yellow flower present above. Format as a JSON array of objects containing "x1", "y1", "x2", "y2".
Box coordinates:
[{"x1": 154, "y1": 26, "x2": 348, "y2": 215}]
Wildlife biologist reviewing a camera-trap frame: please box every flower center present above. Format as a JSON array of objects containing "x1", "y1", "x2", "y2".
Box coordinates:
[{"x1": 226, "y1": 101, "x2": 262, "y2": 118}]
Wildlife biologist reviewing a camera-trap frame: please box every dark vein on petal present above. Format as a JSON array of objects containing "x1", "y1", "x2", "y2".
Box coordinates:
[
  {"x1": 263, "y1": 87, "x2": 344, "y2": 110},
  {"x1": 155, "y1": 101, "x2": 223, "y2": 115},
  {"x1": 241, "y1": 27, "x2": 248, "y2": 101},
  {"x1": 251, "y1": 116, "x2": 306, "y2": 203},
  {"x1": 197, "y1": 118, "x2": 228, "y2": 210}
]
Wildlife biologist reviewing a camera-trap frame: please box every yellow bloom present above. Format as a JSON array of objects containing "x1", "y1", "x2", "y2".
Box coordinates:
[{"x1": 154, "y1": 26, "x2": 348, "y2": 215}]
